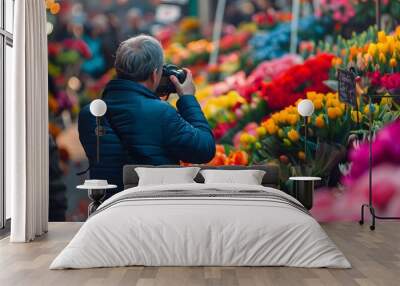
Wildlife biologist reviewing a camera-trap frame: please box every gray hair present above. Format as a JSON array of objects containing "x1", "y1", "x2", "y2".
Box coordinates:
[{"x1": 115, "y1": 35, "x2": 164, "y2": 81}]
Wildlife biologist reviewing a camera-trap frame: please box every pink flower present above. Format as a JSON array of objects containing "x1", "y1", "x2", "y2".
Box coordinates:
[
  {"x1": 381, "y1": 73, "x2": 400, "y2": 91},
  {"x1": 313, "y1": 164, "x2": 400, "y2": 222},
  {"x1": 344, "y1": 120, "x2": 400, "y2": 185}
]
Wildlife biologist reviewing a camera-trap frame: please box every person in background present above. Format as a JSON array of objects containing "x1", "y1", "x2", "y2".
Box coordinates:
[
  {"x1": 78, "y1": 35, "x2": 216, "y2": 196},
  {"x1": 81, "y1": 15, "x2": 107, "y2": 77},
  {"x1": 120, "y1": 8, "x2": 149, "y2": 41}
]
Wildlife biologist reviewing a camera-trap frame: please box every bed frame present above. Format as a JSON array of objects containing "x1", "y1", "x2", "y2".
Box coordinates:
[{"x1": 123, "y1": 164, "x2": 280, "y2": 190}]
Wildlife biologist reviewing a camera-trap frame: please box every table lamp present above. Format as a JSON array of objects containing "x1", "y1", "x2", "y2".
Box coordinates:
[
  {"x1": 89, "y1": 99, "x2": 107, "y2": 163},
  {"x1": 297, "y1": 99, "x2": 315, "y2": 162}
]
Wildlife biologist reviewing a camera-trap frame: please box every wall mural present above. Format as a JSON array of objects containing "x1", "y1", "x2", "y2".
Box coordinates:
[{"x1": 45, "y1": 0, "x2": 400, "y2": 222}]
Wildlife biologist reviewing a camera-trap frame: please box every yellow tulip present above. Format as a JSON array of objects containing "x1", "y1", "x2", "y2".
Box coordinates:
[
  {"x1": 271, "y1": 113, "x2": 281, "y2": 124},
  {"x1": 379, "y1": 52, "x2": 386, "y2": 64},
  {"x1": 298, "y1": 151, "x2": 306, "y2": 161},
  {"x1": 351, "y1": 111, "x2": 362, "y2": 123},
  {"x1": 363, "y1": 53, "x2": 372, "y2": 65},
  {"x1": 287, "y1": 114, "x2": 299, "y2": 125},
  {"x1": 377, "y1": 42, "x2": 388, "y2": 54},
  {"x1": 335, "y1": 106, "x2": 343, "y2": 117},
  {"x1": 315, "y1": 115, "x2": 325, "y2": 128},
  {"x1": 364, "y1": 104, "x2": 380, "y2": 115},
  {"x1": 313, "y1": 99, "x2": 323, "y2": 110},
  {"x1": 256, "y1": 126, "x2": 267, "y2": 137},
  {"x1": 263, "y1": 119, "x2": 278, "y2": 135},
  {"x1": 248, "y1": 135, "x2": 257, "y2": 143},
  {"x1": 306, "y1": 91, "x2": 317, "y2": 100},
  {"x1": 367, "y1": 43, "x2": 377, "y2": 57},
  {"x1": 381, "y1": 96, "x2": 392, "y2": 105},
  {"x1": 390, "y1": 58, "x2": 397, "y2": 68},
  {"x1": 240, "y1": 133, "x2": 251, "y2": 144},
  {"x1": 327, "y1": 107, "x2": 337, "y2": 119},
  {"x1": 287, "y1": 129, "x2": 300, "y2": 142},
  {"x1": 378, "y1": 31, "x2": 387, "y2": 43}
]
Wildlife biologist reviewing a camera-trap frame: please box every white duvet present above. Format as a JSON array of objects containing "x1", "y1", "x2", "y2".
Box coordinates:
[{"x1": 50, "y1": 183, "x2": 350, "y2": 269}]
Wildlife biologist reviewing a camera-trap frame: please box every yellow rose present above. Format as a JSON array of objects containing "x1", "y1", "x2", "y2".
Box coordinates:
[
  {"x1": 315, "y1": 115, "x2": 325, "y2": 128},
  {"x1": 287, "y1": 129, "x2": 300, "y2": 142}
]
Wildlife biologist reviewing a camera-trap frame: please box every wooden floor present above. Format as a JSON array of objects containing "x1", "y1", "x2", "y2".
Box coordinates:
[{"x1": 0, "y1": 222, "x2": 399, "y2": 286}]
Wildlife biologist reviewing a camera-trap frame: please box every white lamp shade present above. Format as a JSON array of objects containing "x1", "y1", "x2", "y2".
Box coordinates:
[
  {"x1": 297, "y1": 99, "x2": 315, "y2": 117},
  {"x1": 90, "y1": 99, "x2": 107, "y2": 117}
]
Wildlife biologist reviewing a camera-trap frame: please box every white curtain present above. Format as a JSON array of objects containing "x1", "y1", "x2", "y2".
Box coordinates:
[{"x1": 7, "y1": 0, "x2": 49, "y2": 242}]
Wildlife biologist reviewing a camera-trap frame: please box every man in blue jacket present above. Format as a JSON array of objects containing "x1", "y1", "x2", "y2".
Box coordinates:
[{"x1": 79, "y1": 35, "x2": 215, "y2": 195}]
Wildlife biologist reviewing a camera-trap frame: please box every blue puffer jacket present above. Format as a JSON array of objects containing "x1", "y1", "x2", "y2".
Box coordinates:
[{"x1": 78, "y1": 79, "x2": 216, "y2": 195}]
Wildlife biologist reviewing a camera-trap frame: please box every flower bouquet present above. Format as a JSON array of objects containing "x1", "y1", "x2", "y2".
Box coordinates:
[
  {"x1": 207, "y1": 145, "x2": 249, "y2": 166},
  {"x1": 252, "y1": 9, "x2": 292, "y2": 30},
  {"x1": 238, "y1": 90, "x2": 394, "y2": 186},
  {"x1": 249, "y1": 15, "x2": 333, "y2": 63},
  {"x1": 259, "y1": 53, "x2": 334, "y2": 110}
]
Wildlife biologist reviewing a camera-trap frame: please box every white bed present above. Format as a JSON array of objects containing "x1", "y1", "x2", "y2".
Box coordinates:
[{"x1": 50, "y1": 183, "x2": 350, "y2": 269}]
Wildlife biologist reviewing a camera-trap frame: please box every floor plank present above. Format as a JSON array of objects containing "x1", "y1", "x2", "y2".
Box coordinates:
[{"x1": 0, "y1": 222, "x2": 399, "y2": 286}]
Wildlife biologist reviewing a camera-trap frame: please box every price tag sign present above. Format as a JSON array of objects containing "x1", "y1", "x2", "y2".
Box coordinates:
[{"x1": 338, "y1": 69, "x2": 357, "y2": 107}]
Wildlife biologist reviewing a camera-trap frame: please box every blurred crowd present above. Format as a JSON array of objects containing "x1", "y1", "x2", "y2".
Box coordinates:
[{"x1": 49, "y1": 0, "x2": 276, "y2": 77}]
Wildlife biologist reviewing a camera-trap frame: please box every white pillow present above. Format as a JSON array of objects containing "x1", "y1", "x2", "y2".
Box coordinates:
[
  {"x1": 135, "y1": 167, "x2": 200, "y2": 186},
  {"x1": 200, "y1": 169, "x2": 266, "y2": 185}
]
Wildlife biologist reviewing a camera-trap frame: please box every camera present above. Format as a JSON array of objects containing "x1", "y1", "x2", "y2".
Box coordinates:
[{"x1": 156, "y1": 64, "x2": 187, "y2": 95}]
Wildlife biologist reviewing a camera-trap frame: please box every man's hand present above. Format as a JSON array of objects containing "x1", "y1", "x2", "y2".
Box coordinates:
[{"x1": 170, "y1": 68, "x2": 196, "y2": 97}]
